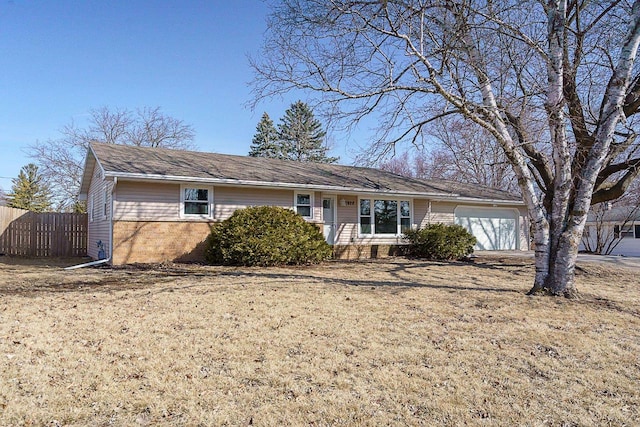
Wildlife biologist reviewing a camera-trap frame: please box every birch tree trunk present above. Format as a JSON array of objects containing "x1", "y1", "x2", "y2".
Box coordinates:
[{"x1": 251, "y1": 0, "x2": 640, "y2": 297}]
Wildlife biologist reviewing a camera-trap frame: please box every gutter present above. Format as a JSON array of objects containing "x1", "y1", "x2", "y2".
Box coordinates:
[
  {"x1": 109, "y1": 177, "x2": 117, "y2": 262},
  {"x1": 429, "y1": 196, "x2": 525, "y2": 206},
  {"x1": 104, "y1": 171, "x2": 458, "y2": 199},
  {"x1": 98, "y1": 171, "x2": 522, "y2": 205}
]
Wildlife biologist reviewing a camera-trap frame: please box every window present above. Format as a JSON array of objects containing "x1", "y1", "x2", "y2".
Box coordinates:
[
  {"x1": 295, "y1": 193, "x2": 312, "y2": 218},
  {"x1": 374, "y1": 200, "x2": 398, "y2": 234},
  {"x1": 615, "y1": 224, "x2": 634, "y2": 239},
  {"x1": 636, "y1": 224, "x2": 640, "y2": 239},
  {"x1": 360, "y1": 199, "x2": 371, "y2": 234},
  {"x1": 103, "y1": 186, "x2": 109, "y2": 219},
  {"x1": 181, "y1": 186, "x2": 212, "y2": 218},
  {"x1": 400, "y1": 200, "x2": 411, "y2": 233},
  {"x1": 359, "y1": 198, "x2": 411, "y2": 235},
  {"x1": 614, "y1": 224, "x2": 635, "y2": 239},
  {"x1": 88, "y1": 194, "x2": 94, "y2": 223}
]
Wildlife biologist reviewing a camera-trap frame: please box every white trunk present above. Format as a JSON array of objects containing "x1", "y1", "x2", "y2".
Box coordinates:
[
  {"x1": 416, "y1": 1, "x2": 640, "y2": 296},
  {"x1": 532, "y1": 0, "x2": 640, "y2": 296},
  {"x1": 531, "y1": 218, "x2": 550, "y2": 291},
  {"x1": 456, "y1": 11, "x2": 551, "y2": 291}
]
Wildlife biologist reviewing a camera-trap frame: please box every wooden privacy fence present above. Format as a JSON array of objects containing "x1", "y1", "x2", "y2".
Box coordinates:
[{"x1": 0, "y1": 206, "x2": 88, "y2": 257}]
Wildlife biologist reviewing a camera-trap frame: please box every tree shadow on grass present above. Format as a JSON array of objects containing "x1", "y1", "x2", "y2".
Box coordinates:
[
  {"x1": 3, "y1": 258, "x2": 637, "y2": 319},
  {"x1": 3, "y1": 260, "x2": 638, "y2": 319},
  {"x1": 0, "y1": 258, "x2": 526, "y2": 297}
]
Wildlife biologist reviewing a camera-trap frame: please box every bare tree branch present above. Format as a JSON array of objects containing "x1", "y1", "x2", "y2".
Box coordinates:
[
  {"x1": 29, "y1": 106, "x2": 195, "y2": 210},
  {"x1": 251, "y1": 0, "x2": 640, "y2": 295}
]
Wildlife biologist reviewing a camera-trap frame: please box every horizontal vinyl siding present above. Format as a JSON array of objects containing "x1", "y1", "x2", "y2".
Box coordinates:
[
  {"x1": 87, "y1": 164, "x2": 111, "y2": 259},
  {"x1": 109, "y1": 180, "x2": 530, "y2": 254},
  {"x1": 581, "y1": 222, "x2": 640, "y2": 256},
  {"x1": 214, "y1": 187, "x2": 293, "y2": 220},
  {"x1": 335, "y1": 195, "x2": 358, "y2": 245},
  {"x1": 313, "y1": 191, "x2": 322, "y2": 222},
  {"x1": 114, "y1": 181, "x2": 180, "y2": 221},
  {"x1": 424, "y1": 201, "x2": 456, "y2": 226},
  {"x1": 414, "y1": 199, "x2": 429, "y2": 228},
  {"x1": 517, "y1": 207, "x2": 530, "y2": 250},
  {"x1": 115, "y1": 183, "x2": 301, "y2": 222}
]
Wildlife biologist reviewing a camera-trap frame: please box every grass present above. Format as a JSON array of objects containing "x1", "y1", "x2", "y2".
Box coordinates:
[{"x1": 0, "y1": 255, "x2": 638, "y2": 426}]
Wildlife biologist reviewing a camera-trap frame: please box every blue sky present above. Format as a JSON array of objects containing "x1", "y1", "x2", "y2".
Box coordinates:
[{"x1": 0, "y1": 0, "x2": 359, "y2": 193}]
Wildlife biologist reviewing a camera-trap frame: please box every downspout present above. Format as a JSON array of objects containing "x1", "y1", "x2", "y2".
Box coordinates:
[
  {"x1": 64, "y1": 258, "x2": 110, "y2": 270},
  {"x1": 428, "y1": 200, "x2": 432, "y2": 225},
  {"x1": 109, "y1": 177, "x2": 117, "y2": 263},
  {"x1": 68, "y1": 177, "x2": 117, "y2": 270}
]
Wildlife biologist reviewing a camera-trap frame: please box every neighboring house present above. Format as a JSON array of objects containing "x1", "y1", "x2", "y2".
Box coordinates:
[
  {"x1": 581, "y1": 206, "x2": 640, "y2": 256},
  {"x1": 78, "y1": 143, "x2": 529, "y2": 265}
]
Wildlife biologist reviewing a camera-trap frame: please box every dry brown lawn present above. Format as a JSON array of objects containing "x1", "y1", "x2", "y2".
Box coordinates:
[{"x1": 0, "y1": 255, "x2": 638, "y2": 426}]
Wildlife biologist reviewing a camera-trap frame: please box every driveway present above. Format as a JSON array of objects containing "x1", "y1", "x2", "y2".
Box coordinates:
[{"x1": 477, "y1": 250, "x2": 640, "y2": 269}]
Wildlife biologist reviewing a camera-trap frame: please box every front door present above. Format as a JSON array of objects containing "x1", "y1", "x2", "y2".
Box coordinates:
[{"x1": 322, "y1": 197, "x2": 336, "y2": 245}]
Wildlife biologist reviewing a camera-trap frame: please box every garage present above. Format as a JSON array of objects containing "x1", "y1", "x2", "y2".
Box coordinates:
[{"x1": 454, "y1": 207, "x2": 519, "y2": 250}]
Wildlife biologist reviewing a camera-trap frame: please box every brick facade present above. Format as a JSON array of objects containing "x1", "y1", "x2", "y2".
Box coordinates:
[
  {"x1": 333, "y1": 244, "x2": 405, "y2": 260},
  {"x1": 111, "y1": 220, "x2": 407, "y2": 265},
  {"x1": 112, "y1": 220, "x2": 214, "y2": 265}
]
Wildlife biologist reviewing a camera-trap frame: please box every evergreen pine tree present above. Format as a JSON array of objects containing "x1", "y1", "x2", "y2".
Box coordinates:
[
  {"x1": 6, "y1": 164, "x2": 52, "y2": 212},
  {"x1": 248, "y1": 112, "x2": 281, "y2": 158},
  {"x1": 277, "y1": 101, "x2": 338, "y2": 163}
]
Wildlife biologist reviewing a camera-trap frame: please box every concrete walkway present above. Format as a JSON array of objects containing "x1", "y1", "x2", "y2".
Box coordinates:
[{"x1": 476, "y1": 250, "x2": 640, "y2": 269}]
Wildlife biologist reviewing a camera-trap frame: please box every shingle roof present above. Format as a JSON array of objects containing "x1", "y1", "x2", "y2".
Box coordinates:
[{"x1": 82, "y1": 142, "x2": 521, "y2": 202}]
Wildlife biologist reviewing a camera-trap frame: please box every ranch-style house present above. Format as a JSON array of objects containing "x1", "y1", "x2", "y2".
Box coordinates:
[{"x1": 79, "y1": 143, "x2": 529, "y2": 264}]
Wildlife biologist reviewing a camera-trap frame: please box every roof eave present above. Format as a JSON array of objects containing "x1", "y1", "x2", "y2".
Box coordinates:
[
  {"x1": 104, "y1": 172, "x2": 523, "y2": 204},
  {"x1": 78, "y1": 144, "x2": 108, "y2": 199},
  {"x1": 429, "y1": 196, "x2": 524, "y2": 206},
  {"x1": 105, "y1": 171, "x2": 458, "y2": 199}
]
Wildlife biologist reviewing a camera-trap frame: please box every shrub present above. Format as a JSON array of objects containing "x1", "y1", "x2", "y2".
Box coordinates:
[
  {"x1": 403, "y1": 223, "x2": 476, "y2": 260},
  {"x1": 205, "y1": 206, "x2": 332, "y2": 266}
]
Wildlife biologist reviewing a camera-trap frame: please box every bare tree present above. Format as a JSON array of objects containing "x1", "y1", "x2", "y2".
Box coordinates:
[
  {"x1": 377, "y1": 150, "x2": 463, "y2": 181},
  {"x1": 428, "y1": 117, "x2": 519, "y2": 193},
  {"x1": 29, "y1": 107, "x2": 195, "y2": 211},
  {"x1": 130, "y1": 107, "x2": 196, "y2": 148},
  {"x1": 582, "y1": 182, "x2": 640, "y2": 254},
  {"x1": 378, "y1": 151, "x2": 416, "y2": 177},
  {"x1": 413, "y1": 150, "x2": 455, "y2": 181},
  {"x1": 378, "y1": 117, "x2": 519, "y2": 194},
  {"x1": 251, "y1": 0, "x2": 640, "y2": 297},
  {"x1": 582, "y1": 203, "x2": 639, "y2": 254}
]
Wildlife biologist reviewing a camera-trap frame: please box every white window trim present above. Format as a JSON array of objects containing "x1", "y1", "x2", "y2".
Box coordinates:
[
  {"x1": 620, "y1": 224, "x2": 635, "y2": 238},
  {"x1": 180, "y1": 184, "x2": 214, "y2": 220},
  {"x1": 294, "y1": 191, "x2": 314, "y2": 219},
  {"x1": 88, "y1": 194, "x2": 94, "y2": 223},
  {"x1": 358, "y1": 197, "x2": 413, "y2": 237},
  {"x1": 102, "y1": 185, "x2": 109, "y2": 220}
]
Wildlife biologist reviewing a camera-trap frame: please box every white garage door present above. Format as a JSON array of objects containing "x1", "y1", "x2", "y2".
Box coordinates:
[{"x1": 455, "y1": 207, "x2": 518, "y2": 251}]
